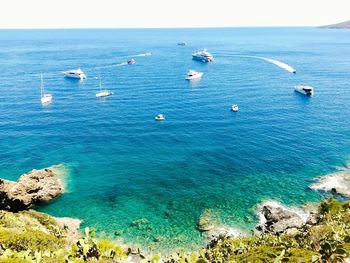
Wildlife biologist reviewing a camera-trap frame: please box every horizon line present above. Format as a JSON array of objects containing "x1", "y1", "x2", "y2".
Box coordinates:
[{"x1": 0, "y1": 25, "x2": 320, "y2": 30}]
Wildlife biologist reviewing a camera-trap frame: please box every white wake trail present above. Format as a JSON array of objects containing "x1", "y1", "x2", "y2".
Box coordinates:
[
  {"x1": 220, "y1": 53, "x2": 296, "y2": 74},
  {"x1": 116, "y1": 62, "x2": 128, "y2": 67},
  {"x1": 132, "y1": 52, "x2": 152, "y2": 57},
  {"x1": 259, "y1": 57, "x2": 296, "y2": 74}
]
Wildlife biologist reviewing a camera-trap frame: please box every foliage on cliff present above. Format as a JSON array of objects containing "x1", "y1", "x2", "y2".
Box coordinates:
[
  {"x1": 163, "y1": 198, "x2": 350, "y2": 263},
  {"x1": 0, "y1": 199, "x2": 350, "y2": 262}
]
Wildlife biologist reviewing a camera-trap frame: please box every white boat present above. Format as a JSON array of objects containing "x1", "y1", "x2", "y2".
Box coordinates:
[
  {"x1": 127, "y1": 59, "x2": 136, "y2": 65},
  {"x1": 294, "y1": 85, "x2": 314, "y2": 96},
  {"x1": 63, "y1": 68, "x2": 86, "y2": 79},
  {"x1": 96, "y1": 90, "x2": 112, "y2": 97},
  {"x1": 95, "y1": 76, "x2": 112, "y2": 98},
  {"x1": 178, "y1": 42, "x2": 187, "y2": 46},
  {"x1": 40, "y1": 74, "x2": 53, "y2": 105},
  {"x1": 155, "y1": 114, "x2": 165, "y2": 121},
  {"x1": 231, "y1": 104, "x2": 239, "y2": 112},
  {"x1": 185, "y1": 70, "x2": 203, "y2": 80},
  {"x1": 192, "y1": 49, "x2": 214, "y2": 62}
]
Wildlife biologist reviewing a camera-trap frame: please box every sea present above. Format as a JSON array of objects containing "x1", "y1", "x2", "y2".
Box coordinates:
[{"x1": 0, "y1": 27, "x2": 349, "y2": 252}]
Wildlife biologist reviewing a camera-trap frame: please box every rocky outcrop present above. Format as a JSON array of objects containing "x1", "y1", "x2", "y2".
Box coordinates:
[
  {"x1": 205, "y1": 226, "x2": 243, "y2": 242},
  {"x1": 196, "y1": 209, "x2": 218, "y2": 232},
  {"x1": 256, "y1": 201, "x2": 308, "y2": 234},
  {"x1": 54, "y1": 216, "x2": 82, "y2": 244},
  {"x1": 0, "y1": 165, "x2": 65, "y2": 212},
  {"x1": 196, "y1": 209, "x2": 244, "y2": 244},
  {"x1": 310, "y1": 169, "x2": 350, "y2": 197}
]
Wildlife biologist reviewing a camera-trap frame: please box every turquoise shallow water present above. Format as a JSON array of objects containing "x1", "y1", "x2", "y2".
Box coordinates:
[{"x1": 0, "y1": 28, "x2": 349, "y2": 251}]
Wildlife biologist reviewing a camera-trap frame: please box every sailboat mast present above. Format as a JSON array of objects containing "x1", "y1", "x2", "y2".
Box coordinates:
[
  {"x1": 99, "y1": 74, "x2": 102, "y2": 91},
  {"x1": 40, "y1": 73, "x2": 43, "y2": 98}
]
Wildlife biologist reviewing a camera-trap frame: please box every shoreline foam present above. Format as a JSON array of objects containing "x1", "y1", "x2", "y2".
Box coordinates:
[{"x1": 310, "y1": 168, "x2": 350, "y2": 197}]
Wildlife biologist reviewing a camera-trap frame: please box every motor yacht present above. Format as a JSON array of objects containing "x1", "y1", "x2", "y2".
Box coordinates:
[
  {"x1": 63, "y1": 68, "x2": 87, "y2": 79},
  {"x1": 294, "y1": 85, "x2": 314, "y2": 96},
  {"x1": 192, "y1": 49, "x2": 213, "y2": 62},
  {"x1": 155, "y1": 114, "x2": 165, "y2": 121},
  {"x1": 127, "y1": 59, "x2": 136, "y2": 65},
  {"x1": 178, "y1": 42, "x2": 187, "y2": 46},
  {"x1": 185, "y1": 70, "x2": 203, "y2": 80}
]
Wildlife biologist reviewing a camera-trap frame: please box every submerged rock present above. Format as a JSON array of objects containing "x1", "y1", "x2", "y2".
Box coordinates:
[
  {"x1": 310, "y1": 169, "x2": 350, "y2": 197},
  {"x1": 196, "y1": 209, "x2": 217, "y2": 231},
  {"x1": 0, "y1": 165, "x2": 65, "y2": 212},
  {"x1": 256, "y1": 201, "x2": 308, "y2": 234},
  {"x1": 130, "y1": 218, "x2": 151, "y2": 230}
]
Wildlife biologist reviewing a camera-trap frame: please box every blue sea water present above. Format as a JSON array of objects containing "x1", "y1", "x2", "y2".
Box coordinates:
[{"x1": 0, "y1": 27, "x2": 349, "y2": 251}]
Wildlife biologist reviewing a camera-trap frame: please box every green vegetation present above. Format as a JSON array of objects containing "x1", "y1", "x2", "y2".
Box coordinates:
[{"x1": 0, "y1": 199, "x2": 350, "y2": 262}]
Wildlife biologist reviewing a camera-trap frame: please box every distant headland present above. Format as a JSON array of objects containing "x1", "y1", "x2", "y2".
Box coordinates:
[{"x1": 320, "y1": 20, "x2": 350, "y2": 29}]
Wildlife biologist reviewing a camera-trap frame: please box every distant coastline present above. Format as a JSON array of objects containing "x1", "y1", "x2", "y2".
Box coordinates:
[{"x1": 320, "y1": 20, "x2": 350, "y2": 29}]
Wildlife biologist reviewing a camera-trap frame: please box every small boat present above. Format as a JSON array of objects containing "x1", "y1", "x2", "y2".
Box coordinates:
[
  {"x1": 178, "y1": 42, "x2": 187, "y2": 46},
  {"x1": 127, "y1": 59, "x2": 136, "y2": 65},
  {"x1": 192, "y1": 49, "x2": 214, "y2": 62},
  {"x1": 155, "y1": 114, "x2": 165, "y2": 121},
  {"x1": 96, "y1": 90, "x2": 112, "y2": 98},
  {"x1": 185, "y1": 70, "x2": 203, "y2": 80},
  {"x1": 39, "y1": 74, "x2": 53, "y2": 105},
  {"x1": 95, "y1": 76, "x2": 112, "y2": 98},
  {"x1": 231, "y1": 104, "x2": 239, "y2": 112},
  {"x1": 63, "y1": 68, "x2": 87, "y2": 79},
  {"x1": 294, "y1": 85, "x2": 314, "y2": 96}
]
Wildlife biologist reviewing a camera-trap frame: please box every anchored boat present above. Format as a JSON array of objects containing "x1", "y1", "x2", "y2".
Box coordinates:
[
  {"x1": 155, "y1": 114, "x2": 165, "y2": 121},
  {"x1": 185, "y1": 70, "x2": 203, "y2": 80},
  {"x1": 192, "y1": 49, "x2": 213, "y2": 62},
  {"x1": 39, "y1": 74, "x2": 53, "y2": 105},
  {"x1": 96, "y1": 76, "x2": 112, "y2": 98},
  {"x1": 294, "y1": 85, "x2": 314, "y2": 96},
  {"x1": 63, "y1": 68, "x2": 87, "y2": 79},
  {"x1": 231, "y1": 104, "x2": 239, "y2": 112}
]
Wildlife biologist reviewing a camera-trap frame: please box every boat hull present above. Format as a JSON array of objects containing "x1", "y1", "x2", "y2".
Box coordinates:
[
  {"x1": 192, "y1": 55, "x2": 213, "y2": 62},
  {"x1": 64, "y1": 74, "x2": 86, "y2": 79},
  {"x1": 294, "y1": 86, "x2": 314, "y2": 96},
  {"x1": 185, "y1": 72, "x2": 203, "y2": 80},
  {"x1": 96, "y1": 91, "x2": 112, "y2": 98},
  {"x1": 41, "y1": 94, "x2": 53, "y2": 105}
]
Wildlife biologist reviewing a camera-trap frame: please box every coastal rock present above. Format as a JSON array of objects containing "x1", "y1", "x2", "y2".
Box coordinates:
[
  {"x1": 196, "y1": 209, "x2": 217, "y2": 231},
  {"x1": 54, "y1": 216, "x2": 82, "y2": 243},
  {"x1": 205, "y1": 226, "x2": 243, "y2": 242},
  {"x1": 0, "y1": 165, "x2": 65, "y2": 212},
  {"x1": 310, "y1": 169, "x2": 350, "y2": 197},
  {"x1": 256, "y1": 201, "x2": 308, "y2": 234}
]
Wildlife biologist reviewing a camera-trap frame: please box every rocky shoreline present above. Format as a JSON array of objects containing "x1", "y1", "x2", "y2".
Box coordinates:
[
  {"x1": 310, "y1": 164, "x2": 350, "y2": 197},
  {"x1": 0, "y1": 165, "x2": 82, "y2": 243},
  {"x1": 1, "y1": 164, "x2": 350, "y2": 262},
  {"x1": 0, "y1": 165, "x2": 66, "y2": 211}
]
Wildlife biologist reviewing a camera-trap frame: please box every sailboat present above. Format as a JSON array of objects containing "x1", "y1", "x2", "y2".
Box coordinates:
[
  {"x1": 95, "y1": 75, "x2": 112, "y2": 98},
  {"x1": 40, "y1": 74, "x2": 53, "y2": 105}
]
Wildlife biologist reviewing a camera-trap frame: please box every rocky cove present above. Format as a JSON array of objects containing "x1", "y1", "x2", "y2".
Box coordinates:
[{"x1": 0, "y1": 164, "x2": 350, "y2": 262}]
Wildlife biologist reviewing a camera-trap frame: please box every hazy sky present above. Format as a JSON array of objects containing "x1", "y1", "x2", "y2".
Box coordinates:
[{"x1": 0, "y1": 0, "x2": 349, "y2": 28}]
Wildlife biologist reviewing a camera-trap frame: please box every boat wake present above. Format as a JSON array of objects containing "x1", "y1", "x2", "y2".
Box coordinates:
[
  {"x1": 217, "y1": 53, "x2": 296, "y2": 74},
  {"x1": 259, "y1": 57, "x2": 296, "y2": 74},
  {"x1": 116, "y1": 62, "x2": 128, "y2": 67},
  {"x1": 132, "y1": 52, "x2": 152, "y2": 57}
]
